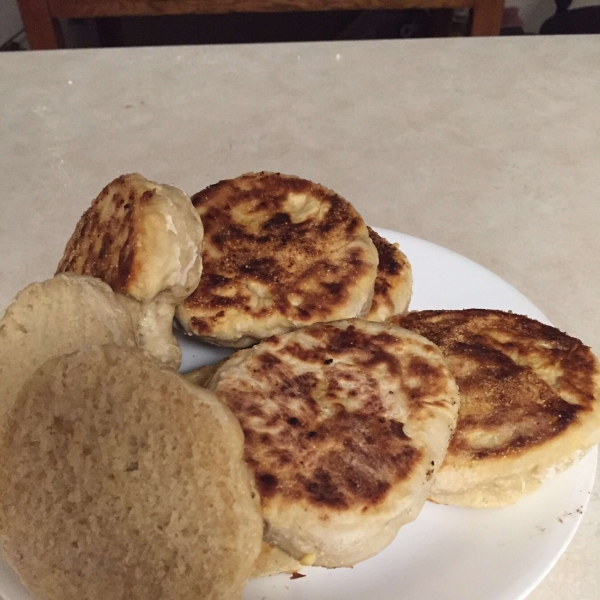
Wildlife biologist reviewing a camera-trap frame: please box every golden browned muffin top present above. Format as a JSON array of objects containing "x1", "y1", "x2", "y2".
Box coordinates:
[
  {"x1": 393, "y1": 309, "x2": 598, "y2": 461},
  {"x1": 177, "y1": 172, "x2": 378, "y2": 347},
  {"x1": 208, "y1": 319, "x2": 459, "y2": 516},
  {"x1": 57, "y1": 174, "x2": 150, "y2": 294},
  {"x1": 57, "y1": 173, "x2": 203, "y2": 303}
]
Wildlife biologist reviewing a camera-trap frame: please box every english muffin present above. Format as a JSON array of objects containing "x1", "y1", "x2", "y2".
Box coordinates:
[
  {"x1": 0, "y1": 345, "x2": 262, "y2": 600},
  {"x1": 0, "y1": 274, "x2": 136, "y2": 421},
  {"x1": 205, "y1": 319, "x2": 460, "y2": 567},
  {"x1": 184, "y1": 360, "x2": 304, "y2": 578},
  {"x1": 184, "y1": 362, "x2": 325, "y2": 579},
  {"x1": 365, "y1": 227, "x2": 412, "y2": 321},
  {"x1": 392, "y1": 309, "x2": 600, "y2": 507},
  {"x1": 176, "y1": 172, "x2": 379, "y2": 347},
  {"x1": 57, "y1": 173, "x2": 204, "y2": 368},
  {"x1": 57, "y1": 173, "x2": 203, "y2": 303}
]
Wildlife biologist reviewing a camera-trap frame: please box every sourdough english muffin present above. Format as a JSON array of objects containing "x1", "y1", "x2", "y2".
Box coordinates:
[
  {"x1": 392, "y1": 309, "x2": 600, "y2": 507},
  {"x1": 205, "y1": 319, "x2": 460, "y2": 567},
  {"x1": 184, "y1": 360, "x2": 304, "y2": 578},
  {"x1": 176, "y1": 172, "x2": 378, "y2": 347},
  {"x1": 57, "y1": 173, "x2": 203, "y2": 303},
  {"x1": 0, "y1": 345, "x2": 262, "y2": 600},
  {"x1": 57, "y1": 173, "x2": 204, "y2": 368},
  {"x1": 184, "y1": 360, "x2": 357, "y2": 578},
  {"x1": 365, "y1": 227, "x2": 412, "y2": 322},
  {"x1": 0, "y1": 274, "x2": 136, "y2": 421}
]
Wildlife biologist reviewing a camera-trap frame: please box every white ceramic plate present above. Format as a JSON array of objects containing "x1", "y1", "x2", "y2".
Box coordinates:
[
  {"x1": 185, "y1": 229, "x2": 598, "y2": 600},
  {"x1": 0, "y1": 229, "x2": 596, "y2": 600}
]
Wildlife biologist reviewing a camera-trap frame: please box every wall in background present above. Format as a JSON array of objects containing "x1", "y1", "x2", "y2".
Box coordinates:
[{"x1": 0, "y1": 0, "x2": 23, "y2": 45}]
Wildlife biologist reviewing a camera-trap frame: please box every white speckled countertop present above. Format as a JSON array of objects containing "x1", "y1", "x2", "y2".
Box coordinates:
[{"x1": 0, "y1": 36, "x2": 599, "y2": 600}]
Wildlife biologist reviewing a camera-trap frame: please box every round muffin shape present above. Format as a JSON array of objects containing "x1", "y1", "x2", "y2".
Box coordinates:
[
  {"x1": 392, "y1": 309, "x2": 600, "y2": 507},
  {"x1": 177, "y1": 172, "x2": 379, "y2": 347},
  {"x1": 57, "y1": 173, "x2": 204, "y2": 304},
  {"x1": 0, "y1": 345, "x2": 262, "y2": 600},
  {"x1": 0, "y1": 273, "x2": 136, "y2": 421},
  {"x1": 206, "y1": 319, "x2": 460, "y2": 567},
  {"x1": 57, "y1": 173, "x2": 205, "y2": 368}
]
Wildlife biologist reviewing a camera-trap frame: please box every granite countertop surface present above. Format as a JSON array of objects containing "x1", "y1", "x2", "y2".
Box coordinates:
[{"x1": 0, "y1": 36, "x2": 599, "y2": 600}]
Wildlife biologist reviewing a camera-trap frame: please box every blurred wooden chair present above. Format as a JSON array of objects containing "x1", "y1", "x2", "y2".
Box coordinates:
[{"x1": 18, "y1": 0, "x2": 505, "y2": 50}]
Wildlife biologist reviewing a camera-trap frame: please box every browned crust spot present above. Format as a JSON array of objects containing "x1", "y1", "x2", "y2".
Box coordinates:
[
  {"x1": 366, "y1": 227, "x2": 411, "y2": 319},
  {"x1": 368, "y1": 227, "x2": 406, "y2": 278},
  {"x1": 393, "y1": 309, "x2": 596, "y2": 459},
  {"x1": 248, "y1": 406, "x2": 421, "y2": 510},
  {"x1": 181, "y1": 173, "x2": 374, "y2": 334},
  {"x1": 212, "y1": 322, "x2": 447, "y2": 512},
  {"x1": 56, "y1": 175, "x2": 154, "y2": 294}
]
